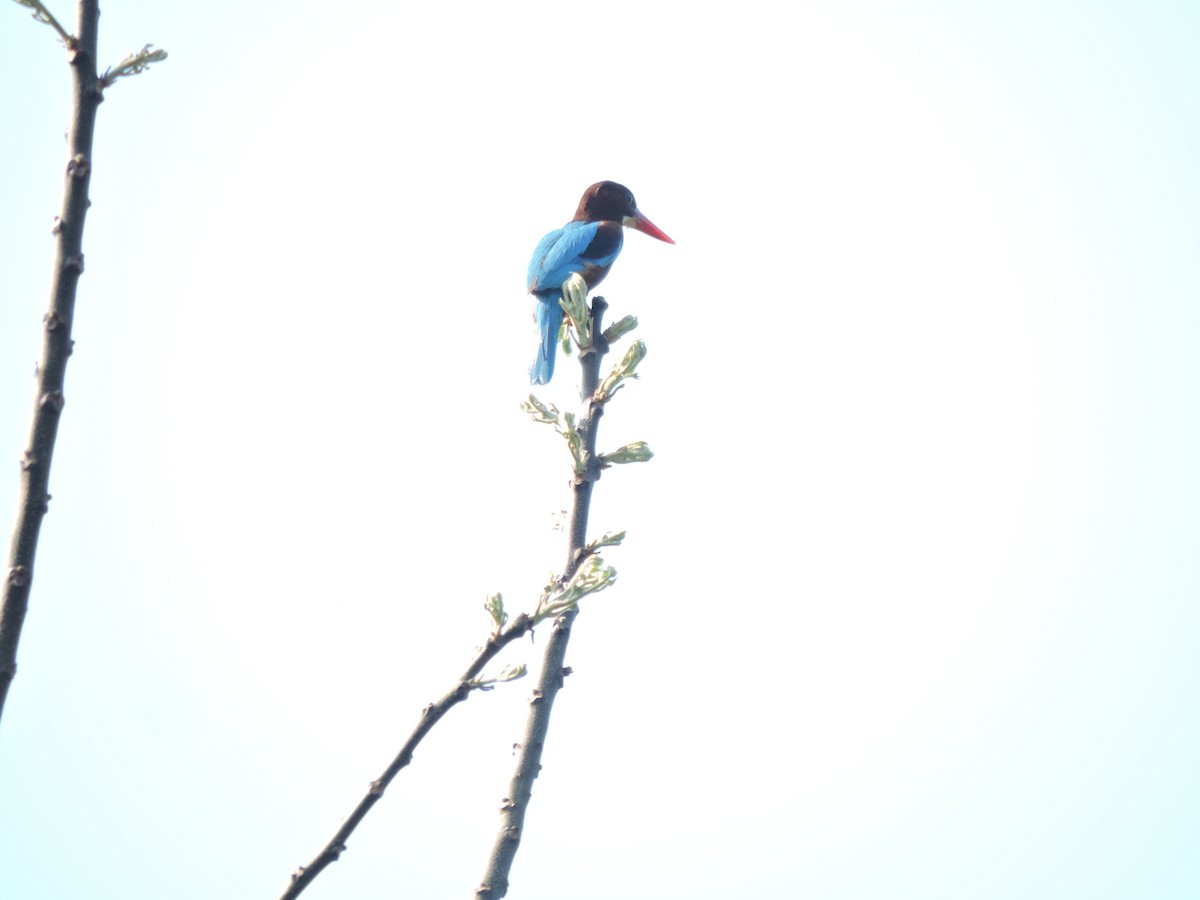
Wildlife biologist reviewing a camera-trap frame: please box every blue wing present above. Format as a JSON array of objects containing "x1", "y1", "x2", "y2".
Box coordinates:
[{"x1": 527, "y1": 220, "x2": 623, "y2": 293}]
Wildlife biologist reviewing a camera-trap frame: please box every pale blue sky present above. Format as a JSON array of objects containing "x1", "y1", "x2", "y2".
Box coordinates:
[{"x1": 2, "y1": 2, "x2": 1198, "y2": 899}]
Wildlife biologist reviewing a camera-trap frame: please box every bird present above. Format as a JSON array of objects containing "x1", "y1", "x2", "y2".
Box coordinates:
[{"x1": 526, "y1": 181, "x2": 674, "y2": 384}]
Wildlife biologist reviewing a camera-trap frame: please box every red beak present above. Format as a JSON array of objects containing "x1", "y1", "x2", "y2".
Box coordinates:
[{"x1": 624, "y1": 210, "x2": 675, "y2": 244}]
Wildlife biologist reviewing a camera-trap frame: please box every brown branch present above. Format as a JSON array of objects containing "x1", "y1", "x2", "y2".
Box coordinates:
[
  {"x1": 474, "y1": 297, "x2": 613, "y2": 900},
  {"x1": 278, "y1": 611, "x2": 536, "y2": 900},
  {"x1": 0, "y1": 0, "x2": 101, "y2": 724},
  {"x1": 285, "y1": 297, "x2": 637, "y2": 898}
]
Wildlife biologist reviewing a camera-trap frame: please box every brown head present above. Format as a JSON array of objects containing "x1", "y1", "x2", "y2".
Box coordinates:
[{"x1": 573, "y1": 181, "x2": 674, "y2": 243}]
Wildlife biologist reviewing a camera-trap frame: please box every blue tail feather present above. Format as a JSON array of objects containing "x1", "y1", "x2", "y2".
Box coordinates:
[{"x1": 529, "y1": 294, "x2": 564, "y2": 385}]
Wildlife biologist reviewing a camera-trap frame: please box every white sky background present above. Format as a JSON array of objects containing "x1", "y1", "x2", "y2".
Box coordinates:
[{"x1": 2, "y1": 1, "x2": 1199, "y2": 898}]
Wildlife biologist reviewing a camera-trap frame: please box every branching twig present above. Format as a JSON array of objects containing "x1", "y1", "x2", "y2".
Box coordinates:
[
  {"x1": 283, "y1": 298, "x2": 643, "y2": 897},
  {"x1": 278, "y1": 609, "x2": 537, "y2": 899},
  {"x1": 12, "y1": 0, "x2": 74, "y2": 46},
  {"x1": 0, "y1": 0, "x2": 102, "y2": 724},
  {"x1": 476, "y1": 296, "x2": 650, "y2": 899}
]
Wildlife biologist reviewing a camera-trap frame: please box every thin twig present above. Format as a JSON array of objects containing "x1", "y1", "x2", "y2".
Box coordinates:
[
  {"x1": 474, "y1": 298, "x2": 613, "y2": 900},
  {"x1": 0, "y1": 0, "x2": 101, "y2": 724},
  {"x1": 278, "y1": 612, "x2": 537, "y2": 900},
  {"x1": 11, "y1": 0, "x2": 75, "y2": 47}
]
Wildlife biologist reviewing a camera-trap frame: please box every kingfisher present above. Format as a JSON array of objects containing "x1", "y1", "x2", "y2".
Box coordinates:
[{"x1": 526, "y1": 181, "x2": 674, "y2": 384}]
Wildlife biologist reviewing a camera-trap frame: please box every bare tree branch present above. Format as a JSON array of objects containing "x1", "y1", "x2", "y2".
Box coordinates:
[
  {"x1": 1, "y1": 0, "x2": 168, "y2": 727},
  {"x1": 283, "y1": 297, "x2": 647, "y2": 900},
  {"x1": 279, "y1": 610, "x2": 537, "y2": 899},
  {"x1": 475, "y1": 296, "x2": 641, "y2": 900},
  {"x1": 0, "y1": 0, "x2": 102, "y2": 724}
]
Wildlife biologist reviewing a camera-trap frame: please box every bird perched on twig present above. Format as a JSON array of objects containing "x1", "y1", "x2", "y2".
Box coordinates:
[{"x1": 526, "y1": 181, "x2": 674, "y2": 384}]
